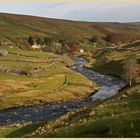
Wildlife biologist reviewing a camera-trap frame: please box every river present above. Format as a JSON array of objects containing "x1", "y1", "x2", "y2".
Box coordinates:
[{"x1": 0, "y1": 57, "x2": 127, "y2": 126}]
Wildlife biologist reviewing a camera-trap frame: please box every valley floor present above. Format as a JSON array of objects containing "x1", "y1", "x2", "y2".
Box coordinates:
[
  {"x1": 0, "y1": 41, "x2": 140, "y2": 138},
  {"x1": 0, "y1": 46, "x2": 98, "y2": 110}
]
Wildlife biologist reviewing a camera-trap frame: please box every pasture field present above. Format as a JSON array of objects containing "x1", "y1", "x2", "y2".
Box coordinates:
[{"x1": 0, "y1": 45, "x2": 98, "y2": 110}]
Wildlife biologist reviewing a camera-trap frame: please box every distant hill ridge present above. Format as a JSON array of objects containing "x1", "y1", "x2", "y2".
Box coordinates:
[{"x1": 0, "y1": 13, "x2": 140, "y2": 51}]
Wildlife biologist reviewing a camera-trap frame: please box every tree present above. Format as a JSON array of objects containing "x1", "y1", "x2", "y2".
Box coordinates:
[
  {"x1": 44, "y1": 37, "x2": 52, "y2": 46},
  {"x1": 105, "y1": 32, "x2": 140, "y2": 45},
  {"x1": 85, "y1": 52, "x2": 93, "y2": 58},
  {"x1": 90, "y1": 35, "x2": 99, "y2": 43},
  {"x1": 59, "y1": 39, "x2": 66, "y2": 47},
  {"x1": 28, "y1": 36, "x2": 34, "y2": 46},
  {"x1": 105, "y1": 33, "x2": 119, "y2": 44},
  {"x1": 123, "y1": 59, "x2": 139, "y2": 86},
  {"x1": 36, "y1": 37, "x2": 42, "y2": 45}
]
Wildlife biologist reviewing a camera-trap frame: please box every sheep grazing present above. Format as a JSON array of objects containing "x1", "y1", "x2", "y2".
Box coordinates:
[{"x1": 0, "y1": 50, "x2": 8, "y2": 57}]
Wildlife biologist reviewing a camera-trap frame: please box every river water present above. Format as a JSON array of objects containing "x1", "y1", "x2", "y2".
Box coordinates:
[{"x1": 0, "y1": 57, "x2": 127, "y2": 126}]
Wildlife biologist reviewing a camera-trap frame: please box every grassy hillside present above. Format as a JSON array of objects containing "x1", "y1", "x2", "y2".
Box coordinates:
[
  {"x1": 90, "y1": 40, "x2": 140, "y2": 77},
  {"x1": 0, "y1": 13, "x2": 140, "y2": 47},
  {"x1": 0, "y1": 13, "x2": 102, "y2": 41}
]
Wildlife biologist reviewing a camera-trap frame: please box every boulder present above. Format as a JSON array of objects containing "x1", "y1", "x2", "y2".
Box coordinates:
[{"x1": 0, "y1": 50, "x2": 8, "y2": 57}]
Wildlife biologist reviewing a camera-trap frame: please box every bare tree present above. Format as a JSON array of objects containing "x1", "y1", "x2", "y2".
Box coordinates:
[
  {"x1": 90, "y1": 35, "x2": 99, "y2": 43},
  {"x1": 123, "y1": 59, "x2": 139, "y2": 86}
]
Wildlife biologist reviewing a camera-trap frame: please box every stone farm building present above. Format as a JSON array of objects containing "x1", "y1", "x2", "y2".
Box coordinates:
[{"x1": 31, "y1": 44, "x2": 41, "y2": 49}]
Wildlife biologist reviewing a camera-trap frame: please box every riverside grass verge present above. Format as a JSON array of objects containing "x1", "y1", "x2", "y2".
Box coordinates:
[{"x1": 0, "y1": 46, "x2": 98, "y2": 110}]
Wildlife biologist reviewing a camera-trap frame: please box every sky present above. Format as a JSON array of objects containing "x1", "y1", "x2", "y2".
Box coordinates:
[{"x1": 0, "y1": 2, "x2": 140, "y2": 22}]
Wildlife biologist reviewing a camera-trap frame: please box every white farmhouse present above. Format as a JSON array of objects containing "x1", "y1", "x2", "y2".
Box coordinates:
[
  {"x1": 79, "y1": 49, "x2": 84, "y2": 53},
  {"x1": 31, "y1": 43, "x2": 41, "y2": 49}
]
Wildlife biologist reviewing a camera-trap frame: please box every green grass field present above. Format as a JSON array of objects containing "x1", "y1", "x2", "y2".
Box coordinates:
[{"x1": 0, "y1": 45, "x2": 98, "y2": 110}]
